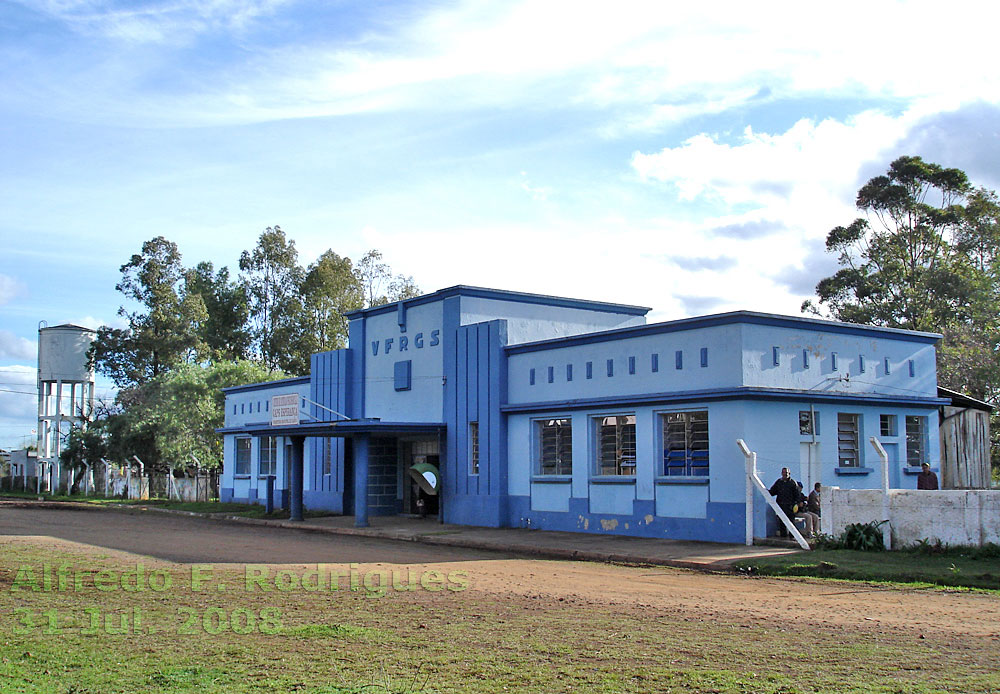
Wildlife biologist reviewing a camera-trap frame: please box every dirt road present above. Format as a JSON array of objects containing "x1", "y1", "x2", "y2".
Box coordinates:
[{"x1": 3, "y1": 504, "x2": 998, "y2": 642}]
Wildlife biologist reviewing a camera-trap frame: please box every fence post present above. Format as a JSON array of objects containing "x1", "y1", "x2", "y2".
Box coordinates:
[{"x1": 869, "y1": 437, "x2": 892, "y2": 550}]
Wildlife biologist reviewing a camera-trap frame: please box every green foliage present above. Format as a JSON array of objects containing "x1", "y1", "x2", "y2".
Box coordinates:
[
  {"x1": 239, "y1": 226, "x2": 306, "y2": 373},
  {"x1": 90, "y1": 237, "x2": 209, "y2": 389},
  {"x1": 840, "y1": 520, "x2": 886, "y2": 551},
  {"x1": 117, "y1": 361, "x2": 283, "y2": 471},
  {"x1": 806, "y1": 157, "x2": 1000, "y2": 475}
]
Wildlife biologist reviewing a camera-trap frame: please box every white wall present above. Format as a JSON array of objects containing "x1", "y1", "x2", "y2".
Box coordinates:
[{"x1": 824, "y1": 487, "x2": 1000, "y2": 547}]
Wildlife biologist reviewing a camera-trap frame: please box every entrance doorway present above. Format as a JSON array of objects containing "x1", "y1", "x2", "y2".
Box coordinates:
[{"x1": 401, "y1": 439, "x2": 440, "y2": 517}]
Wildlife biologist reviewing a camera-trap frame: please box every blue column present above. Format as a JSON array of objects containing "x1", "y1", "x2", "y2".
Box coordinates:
[
  {"x1": 289, "y1": 436, "x2": 304, "y2": 522},
  {"x1": 354, "y1": 434, "x2": 370, "y2": 528}
]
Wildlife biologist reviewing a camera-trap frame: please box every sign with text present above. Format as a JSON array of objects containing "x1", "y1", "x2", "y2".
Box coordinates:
[{"x1": 270, "y1": 394, "x2": 300, "y2": 426}]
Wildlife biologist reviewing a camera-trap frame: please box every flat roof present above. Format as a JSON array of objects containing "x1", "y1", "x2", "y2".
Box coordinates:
[
  {"x1": 217, "y1": 420, "x2": 445, "y2": 437},
  {"x1": 506, "y1": 310, "x2": 942, "y2": 354},
  {"x1": 222, "y1": 376, "x2": 310, "y2": 394},
  {"x1": 344, "y1": 285, "x2": 651, "y2": 319}
]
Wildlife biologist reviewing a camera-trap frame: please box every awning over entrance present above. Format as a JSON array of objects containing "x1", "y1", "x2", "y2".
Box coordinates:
[
  {"x1": 216, "y1": 419, "x2": 445, "y2": 529},
  {"x1": 216, "y1": 419, "x2": 445, "y2": 438}
]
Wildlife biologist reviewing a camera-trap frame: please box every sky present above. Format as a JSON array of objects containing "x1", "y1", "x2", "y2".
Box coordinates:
[{"x1": 2, "y1": 0, "x2": 1000, "y2": 450}]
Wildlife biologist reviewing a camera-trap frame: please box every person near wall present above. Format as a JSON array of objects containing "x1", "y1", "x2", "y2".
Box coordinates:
[
  {"x1": 807, "y1": 482, "x2": 821, "y2": 516},
  {"x1": 794, "y1": 481, "x2": 820, "y2": 538},
  {"x1": 768, "y1": 467, "x2": 800, "y2": 537},
  {"x1": 917, "y1": 462, "x2": 939, "y2": 490}
]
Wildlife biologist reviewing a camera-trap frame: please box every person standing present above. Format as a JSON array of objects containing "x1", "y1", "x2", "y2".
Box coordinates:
[
  {"x1": 807, "y1": 482, "x2": 821, "y2": 516},
  {"x1": 769, "y1": 467, "x2": 800, "y2": 536},
  {"x1": 917, "y1": 462, "x2": 939, "y2": 490}
]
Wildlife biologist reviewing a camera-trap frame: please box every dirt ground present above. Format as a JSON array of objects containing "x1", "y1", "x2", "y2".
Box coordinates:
[{"x1": 3, "y1": 504, "x2": 999, "y2": 643}]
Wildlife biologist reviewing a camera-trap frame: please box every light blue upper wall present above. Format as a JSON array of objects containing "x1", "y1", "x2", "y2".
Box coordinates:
[
  {"x1": 361, "y1": 300, "x2": 445, "y2": 422},
  {"x1": 459, "y1": 296, "x2": 646, "y2": 345},
  {"x1": 740, "y1": 324, "x2": 938, "y2": 396},
  {"x1": 507, "y1": 324, "x2": 742, "y2": 405},
  {"x1": 221, "y1": 378, "x2": 310, "y2": 492}
]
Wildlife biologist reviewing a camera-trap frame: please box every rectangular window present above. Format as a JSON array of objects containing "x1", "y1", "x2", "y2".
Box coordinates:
[
  {"x1": 235, "y1": 438, "x2": 251, "y2": 475},
  {"x1": 323, "y1": 438, "x2": 332, "y2": 476},
  {"x1": 799, "y1": 410, "x2": 820, "y2": 436},
  {"x1": 469, "y1": 422, "x2": 480, "y2": 475},
  {"x1": 259, "y1": 436, "x2": 277, "y2": 476},
  {"x1": 700, "y1": 347, "x2": 708, "y2": 368},
  {"x1": 905, "y1": 416, "x2": 928, "y2": 466},
  {"x1": 596, "y1": 415, "x2": 636, "y2": 476},
  {"x1": 880, "y1": 414, "x2": 897, "y2": 437},
  {"x1": 537, "y1": 419, "x2": 572, "y2": 475},
  {"x1": 662, "y1": 411, "x2": 709, "y2": 476},
  {"x1": 837, "y1": 414, "x2": 859, "y2": 467}
]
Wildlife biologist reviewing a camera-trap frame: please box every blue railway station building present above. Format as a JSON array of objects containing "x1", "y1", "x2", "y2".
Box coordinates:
[{"x1": 218, "y1": 285, "x2": 945, "y2": 543}]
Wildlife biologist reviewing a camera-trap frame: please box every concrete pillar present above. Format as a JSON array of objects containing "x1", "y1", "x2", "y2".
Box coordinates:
[
  {"x1": 289, "y1": 436, "x2": 305, "y2": 522},
  {"x1": 354, "y1": 434, "x2": 370, "y2": 528}
]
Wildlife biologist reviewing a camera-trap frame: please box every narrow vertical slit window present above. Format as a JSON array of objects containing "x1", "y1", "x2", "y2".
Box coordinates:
[{"x1": 469, "y1": 422, "x2": 480, "y2": 475}]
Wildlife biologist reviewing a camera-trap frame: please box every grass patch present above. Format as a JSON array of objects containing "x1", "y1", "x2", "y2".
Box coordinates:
[
  {"x1": 735, "y1": 548, "x2": 1000, "y2": 590},
  {"x1": 2, "y1": 542, "x2": 999, "y2": 693},
  {"x1": 0, "y1": 493, "x2": 332, "y2": 519}
]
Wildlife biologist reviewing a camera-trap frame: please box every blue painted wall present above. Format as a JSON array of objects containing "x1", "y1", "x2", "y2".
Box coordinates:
[{"x1": 444, "y1": 319, "x2": 509, "y2": 527}]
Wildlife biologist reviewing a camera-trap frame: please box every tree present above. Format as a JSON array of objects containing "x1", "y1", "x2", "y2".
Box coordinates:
[
  {"x1": 355, "y1": 249, "x2": 421, "y2": 308},
  {"x1": 806, "y1": 156, "x2": 1000, "y2": 474},
  {"x1": 803, "y1": 156, "x2": 970, "y2": 332},
  {"x1": 186, "y1": 261, "x2": 252, "y2": 362},
  {"x1": 298, "y1": 250, "x2": 364, "y2": 357},
  {"x1": 239, "y1": 227, "x2": 306, "y2": 373},
  {"x1": 110, "y1": 361, "x2": 282, "y2": 472},
  {"x1": 90, "y1": 237, "x2": 208, "y2": 389},
  {"x1": 59, "y1": 426, "x2": 108, "y2": 494}
]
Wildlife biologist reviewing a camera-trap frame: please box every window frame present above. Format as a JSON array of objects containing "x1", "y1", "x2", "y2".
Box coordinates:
[
  {"x1": 661, "y1": 410, "x2": 709, "y2": 477},
  {"x1": 905, "y1": 415, "x2": 929, "y2": 466},
  {"x1": 235, "y1": 437, "x2": 252, "y2": 476},
  {"x1": 258, "y1": 435, "x2": 278, "y2": 477},
  {"x1": 837, "y1": 413, "x2": 860, "y2": 468},
  {"x1": 799, "y1": 410, "x2": 820, "y2": 436},
  {"x1": 536, "y1": 418, "x2": 573, "y2": 476},
  {"x1": 880, "y1": 414, "x2": 898, "y2": 438},
  {"x1": 322, "y1": 438, "x2": 333, "y2": 476},
  {"x1": 469, "y1": 422, "x2": 480, "y2": 475},
  {"x1": 593, "y1": 414, "x2": 636, "y2": 477}
]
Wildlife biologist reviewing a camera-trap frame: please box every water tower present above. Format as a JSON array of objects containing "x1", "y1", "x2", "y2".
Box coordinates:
[{"x1": 37, "y1": 322, "x2": 97, "y2": 492}]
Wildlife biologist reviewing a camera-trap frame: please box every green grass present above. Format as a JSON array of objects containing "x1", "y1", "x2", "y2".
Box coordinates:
[
  {"x1": 0, "y1": 492, "x2": 332, "y2": 520},
  {"x1": 734, "y1": 547, "x2": 1000, "y2": 590},
  {"x1": 2, "y1": 542, "x2": 1000, "y2": 693}
]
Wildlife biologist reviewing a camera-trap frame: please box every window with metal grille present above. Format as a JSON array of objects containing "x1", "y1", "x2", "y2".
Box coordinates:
[
  {"x1": 596, "y1": 415, "x2": 636, "y2": 476},
  {"x1": 837, "y1": 414, "x2": 859, "y2": 467},
  {"x1": 537, "y1": 419, "x2": 572, "y2": 475},
  {"x1": 799, "y1": 411, "x2": 819, "y2": 436},
  {"x1": 259, "y1": 436, "x2": 277, "y2": 476},
  {"x1": 469, "y1": 422, "x2": 480, "y2": 475},
  {"x1": 905, "y1": 416, "x2": 928, "y2": 466},
  {"x1": 323, "y1": 438, "x2": 333, "y2": 476},
  {"x1": 880, "y1": 414, "x2": 897, "y2": 437},
  {"x1": 235, "y1": 438, "x2": 251, "y2": 475},
  {"x1": 662, "y1": 411, "x2": 709, "y2": 476}
]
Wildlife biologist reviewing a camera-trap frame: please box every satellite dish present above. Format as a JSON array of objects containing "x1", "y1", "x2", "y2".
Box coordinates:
[{"x1": 408, "y1": 462, "x2": 439, "y2": 496}]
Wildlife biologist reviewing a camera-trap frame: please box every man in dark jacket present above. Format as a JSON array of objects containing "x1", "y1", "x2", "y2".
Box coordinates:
[
  {"x1": 769, "y1": 467, "x2": 800, "y2": 536},
  {"x1": 917, "y1": 462, "x2": 939, "y2": 490}
]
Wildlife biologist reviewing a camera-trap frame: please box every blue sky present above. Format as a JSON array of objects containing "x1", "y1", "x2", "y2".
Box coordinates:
[{"x1": 2, "y1": 0, "x2": 1000, "y2": 449}]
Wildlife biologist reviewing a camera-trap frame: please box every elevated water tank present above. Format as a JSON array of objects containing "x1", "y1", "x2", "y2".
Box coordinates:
[{"x1": 38, "y1": 324, "x2": 96, "y2": 382}]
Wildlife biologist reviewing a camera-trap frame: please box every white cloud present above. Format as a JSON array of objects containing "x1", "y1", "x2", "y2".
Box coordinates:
[
  {"x1": 12, "y1": 0, "x2": 1000, "y2": 128},
  {"x1": 0, "y1": 331, "x2": 36, "y2": 360},
  {"x1": 0, "y1": 275, "x2": 26, "y2": 306},
  {"x1": 631, "y1": 110, "x2": 912, "y2": 207}
]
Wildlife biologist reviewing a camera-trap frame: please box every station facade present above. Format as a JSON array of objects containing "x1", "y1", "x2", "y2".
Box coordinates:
[{"x1": 218, "y1": 285, "x2": 945, "y2": 542}]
